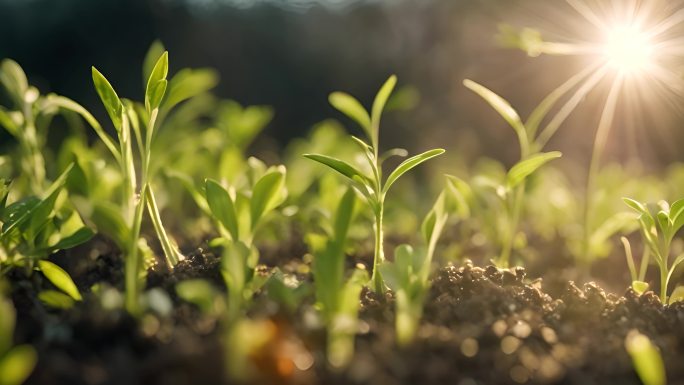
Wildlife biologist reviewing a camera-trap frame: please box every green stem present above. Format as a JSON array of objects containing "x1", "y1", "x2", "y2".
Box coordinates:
[
  {"x1": 146, "y1": 184, "x2": 180, "y2": 267},
  {"x1": 660, "y1": 262, "x2": 668, "y2": 304},
  {"x1": 499, "y1": 185, "x2": 524, "y2": 268},
  {"x1": 582, "y1": 75, "x2": 623, "y2": 260},
  {"x1": 125, "y1": 184, "x2": 148, "y2": 315},
  {"x1": 371, "y1": 204, "x2": 385, "y2": 293}
]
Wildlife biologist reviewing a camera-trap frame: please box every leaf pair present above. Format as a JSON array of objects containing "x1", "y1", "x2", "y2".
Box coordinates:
[{"x1": 205, "y1": 166, "x2": 287, "y2": 244}]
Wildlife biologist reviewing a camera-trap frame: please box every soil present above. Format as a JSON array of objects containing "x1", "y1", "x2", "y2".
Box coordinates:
[{"x1": 9, "y1": 240, "x2": 684, "y2": 385}]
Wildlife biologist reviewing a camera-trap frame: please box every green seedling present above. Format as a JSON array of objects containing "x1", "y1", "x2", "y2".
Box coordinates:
[
  {"x1": 53, "y1": 50, "x2": 203, "y2": 313},
  {"x1": 463, "y1": 79, "x2": 584, "y2": 266},
  {"x1": 0, "y1": 282, "x2": 37, "y2": 385},
  {"x1": 309, "y1": 187, "x2": 368, "y2": 368},
  {"x1": 620, "y1": 236, "x2": 650, "y2": 295},
  {"x1": 379, "y1": 188, "x2": 450, "y2": 346},
  {"x1": 625, "y1": 330, "x2": 666, "y2": 385},
  {"x1": 305, "y1": 75, "x2": 445, "y2": 292},
  {"x1": 0, "y1": 59, "x2": 48, "y2": 194},
  {"x1": 623, "y1": 198, "x2": 684, "y2": 303},
  {"x1": 204, "y1": 162, "x2": 287, "y2": 320},
  {"x1": 0, "y1": 166, "x2": 91, "y2": 308}
]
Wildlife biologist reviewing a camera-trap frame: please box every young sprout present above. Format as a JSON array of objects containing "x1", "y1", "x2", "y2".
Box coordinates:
[
  {"x1": 305, "y1": 75, "x2": 445, "y2": 292},
  {"x1": 204, "y1": 162, "x2": 287, "y2": 379},
  {"x1": 0, "y1": 281, "x2": 37, "y2": 385},
  {"x1": 379, "y1": 188, "x2": 450, "y2": 346},
  {"x1": 0, "y1": 166, "x2": 90, "y2": 308},
  {"x1": 204, "y1": 161, "x2": 287, "y2": 321},
  {"x1": 463, "y1": 79, "x2": 570, "y2": 267},
  {"x1": 0, "y1": 59, "x2": 47, "y2": 193},
  {"x1": 623, "y1": 198, "x2": 684, "y2": 303},
  {"x1": 620, "y1": 236, "x2": 650, "y2": 295},
  {"x1": 310, "y1": 187, "x2": 368, "y2": 368},
  {"x1": 625, "y1": 330, "x2": 666, "y2": 385}
]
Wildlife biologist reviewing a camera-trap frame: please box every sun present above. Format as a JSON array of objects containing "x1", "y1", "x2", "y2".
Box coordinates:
[{"x1": 602, "y1": 23, "x2": 656, "y2": 75}]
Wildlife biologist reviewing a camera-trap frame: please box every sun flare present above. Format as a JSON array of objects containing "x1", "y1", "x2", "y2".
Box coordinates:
[{"x1": 602, "y1": 23, "x2": 656, "y2": 75}]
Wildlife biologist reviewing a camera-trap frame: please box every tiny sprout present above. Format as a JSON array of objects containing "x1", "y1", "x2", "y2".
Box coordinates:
[{"x1": 305, "y1": 75, "x2": 445, "y2": 292}]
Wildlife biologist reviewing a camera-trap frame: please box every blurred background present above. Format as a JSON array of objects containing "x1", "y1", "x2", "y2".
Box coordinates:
[{"x1": 2, "y1": 0, "x2": 683, "y2": 177}]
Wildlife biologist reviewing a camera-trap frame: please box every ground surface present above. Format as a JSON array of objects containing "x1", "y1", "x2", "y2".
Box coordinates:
[{"x1": 10, "y1": 241, "x2": 684, "y2": 385}]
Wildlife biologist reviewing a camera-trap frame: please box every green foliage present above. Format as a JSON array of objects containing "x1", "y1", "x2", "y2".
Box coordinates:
[
  {"x1": 310, "y1": 187, "x2": 368, "y2": 368},
  {"x1": 379, "y1": 189, "x2": 450, "y2": 346},
  {"x1": 0, "y1": 283, "x2": 36, "y2": 385},
  {"x1": 462, "y1": 78, "x2": 580, "y2": 267},
  {"x1": 625, "y1": 330, "x2": 666, "y2": 385},
  {"x1": 204, "y1": 163, "x2": 287, "y2": 320},
  {"x1": 305, "y1": 75, "x2": 445, "y2": 292},
  {"x1": 0, "y1": 166, "x2": 93, "y2": 274},
  {"x1": 620, "y1": 237, "x2": 650, "y2": 295},
  {"x1": 623, "y1": 198, "x2": 684, "y2": 303}
]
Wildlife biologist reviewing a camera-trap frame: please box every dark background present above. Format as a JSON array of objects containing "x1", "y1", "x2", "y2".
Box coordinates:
[{"x1": 1, "y1": 0, "x2": 682, "y2": 174}]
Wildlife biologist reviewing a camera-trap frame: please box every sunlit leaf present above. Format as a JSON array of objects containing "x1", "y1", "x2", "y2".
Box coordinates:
[
  {"x1": 91, "y1": 67, "x2": 123, "y2": 131},
  {"x1": 0, "y1": 344, "x2": 36, "y2": 385},
  {"x1": 625, "y1": 330, "x2": 666, "y2": 385},
  {"x1": 145, "y1": 51, "x2": 169, "y2": 113},
  {"x1": 38, "y1": 260, "x2": 82, "y2": 301},
  {"x1": 250, "y1": 167, "x2": 286, "y2": 229},
  {"x1": 303, "y1": 154, "x2": 371, "y2": 185},
  {"x1": 38, "y1": 290, "x2": 75, "y2": 309},
  {"x1": 383, "y1": 149, "x2": 445, "y2": 194},
  {"x1": 329, "y1": 92, "x2": 371, "y2": 140},
  {"x1": 463, "y1": 79, "x2": 527, "y2": 145},
  {"x1": 506, "y1": 151, "x2": 562, "y2": 189},
  {"x1": 205, "y1": 179, "x2": 239, "y2": 241}
]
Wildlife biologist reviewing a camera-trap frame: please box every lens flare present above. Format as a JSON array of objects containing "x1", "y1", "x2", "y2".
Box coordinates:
[{"x1": 603, "y1": 24, "x2": 655, "y2": 74}]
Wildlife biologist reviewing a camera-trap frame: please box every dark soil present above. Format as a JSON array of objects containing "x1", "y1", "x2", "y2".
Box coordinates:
[{"x1": 9, "y1": 243, "x2": 684, "y2": 385}]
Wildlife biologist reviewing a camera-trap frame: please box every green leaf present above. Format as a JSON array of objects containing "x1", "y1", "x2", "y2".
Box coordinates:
[
  {"x1": 2, "y1": 164, "x2": 73, "y2": 237},
  {"x1": 632, "y1": 281, "x2": 649, "y2": 295},
  {"x1": 303, "y1": 154, "x2": 371, "y2": 185},
  {"x1": 0, "y1": 107, "x2": 20, "y2": 138},
  {"x1": 625, "y1": 331, "x2": 666, "y2": 385},
  {"x1": 668, "y1": 286, "x2": 684, "y2": 305},
  {"x1": 205, "y1": 179, "x2": 239, "y2": 241},
  {"x1": 370, "y1": 75, "x2": 397, "y2": 146},
  {"x1": 49, "y1": 227, "x2": 95, "y2": 252},
  {"x1": 0, "y1": 59, "x2": 29, "y2": 105},
  {"x1": 669, "y1": 198, "x2": 684, "y2": 235},
  {"x1": 38, "y1": 260, "x2": 82, "y2": 301},
  {"x1": 506, "y1": 151, "x2": 562, "y2": 189},
  {"x1": 0, "y1": 344, "x2": 36, "y2": 385},
  {"x1": 250, "y1": 167, "x2": 286, "y2": 229},
  {"x1": 329, "y1": 92, "x2": 372, "y2": 140},
  {"x1": 91, "y1": 201, "x2": 130, "y2": 249},
  {"x1": 142, "y1": 40, "x2": 166, "y2": 87},
  {"x1": 0, "y1": 297, "x2": 15, "y2": 355},
  {"x1": 445, "y1": 175, "x2": 472, "y2": 218},
  {"x1": 383, "y1": 149, "x2": 445, "y2": 194},
  {"x1": 164, "y1": 68, "x2": 219, "y2": 110},
  {"x1": 38, "y1": 290, "x2": 75, "y2": 309},
  {"x1": 91, "y1": 67, "x2": 123, "y2": 131},
  {"x1": 463, "y1": 79, "x2": 527, "y2": 145},
  {"x1": 333, "y1": 187, "x2": 357, "y2": 243},
  {"x1": 145, "y1": 51, "x2": 169, "y2": 112},
  {"x1": 176, "y1": 279, "x2": 219, "y2": 314},
  {"x1": 624, "y1": 198, "x2": 649, "y2": 216}
]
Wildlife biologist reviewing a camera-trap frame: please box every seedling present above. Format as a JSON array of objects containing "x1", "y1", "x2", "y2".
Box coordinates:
[
  {"x1": 625, "y1": 330, "x2": 666, "y2": 385},
  {"x1": 309, "y1": 187, "x2": 368, "y2": 367},
  {"x1": 204, "y1": 161, "x2": 287, "y2": 320},
  {"x1": 305, "y1": 75, "x2": 445, "y2": 292},
  {"x1": 0, "y1": 59, "x2": 48, "y2": 194},
  {"x1": 620, "y1": 236, "x2": 650, "y2": 295},
  {"x1": 379, "y1": 188, "x2": 450, "y2": 346},
  {"x1": 53, "y1": 50, "x2": 202, "y2": 313},
  {"x1": 463, "y1": 80, "x2": 569, "y2": 267},
  {"x1": 623, "y1": 198, "x2": 684, "y2": 303},
  {"x1": 0, "y1": 282, "x2": 36, "y2": 385}
]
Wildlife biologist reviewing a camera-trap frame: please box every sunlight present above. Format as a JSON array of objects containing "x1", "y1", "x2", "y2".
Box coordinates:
[{"x1": 603, "y1": 23, "x2": 655, "y2": 75}]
